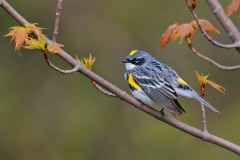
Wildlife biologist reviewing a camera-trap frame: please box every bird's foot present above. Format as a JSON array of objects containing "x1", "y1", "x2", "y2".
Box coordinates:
[{"x1": 159, "y1": 108, "x2": 165, "y2": 117}]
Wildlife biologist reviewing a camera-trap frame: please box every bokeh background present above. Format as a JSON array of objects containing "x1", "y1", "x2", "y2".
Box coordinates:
[{"x1": 0, "y1": 0, "x2": 239, "y2": 159}]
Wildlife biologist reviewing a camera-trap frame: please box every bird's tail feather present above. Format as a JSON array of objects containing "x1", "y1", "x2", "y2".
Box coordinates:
[{"x1": 192, "y1": 93, "x2": 219, "y2": 113}]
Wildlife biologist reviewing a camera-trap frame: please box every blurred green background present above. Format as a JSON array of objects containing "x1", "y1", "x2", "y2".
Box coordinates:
[{"x1": 0, "y1": 0, "x2": 239, "y2": 159}]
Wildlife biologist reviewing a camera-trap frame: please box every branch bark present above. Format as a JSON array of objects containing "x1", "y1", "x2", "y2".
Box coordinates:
[
  {"x1": 185, "y1": 0, "x2": 240, "y2": 52},
  {"x1": 52, "y1": 0, "x2": 62, "y2": 42},
  {"x1": 1, "y1": 0, "x2": 240, "y2": 156},
  {"x1": 205, "y1": 0, "x2": 240, "y2": 52},
  {"x1": 186, "y1": 39, "x2": 240, "y2": 71},
  {"x1": 44, "y1": 53, "x2": 80, "y2": 74}
]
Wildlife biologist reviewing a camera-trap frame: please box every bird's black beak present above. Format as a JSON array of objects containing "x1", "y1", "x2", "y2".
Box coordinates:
[{"x1": 121, "y1": 59, "x2": 128, "y2": 63}]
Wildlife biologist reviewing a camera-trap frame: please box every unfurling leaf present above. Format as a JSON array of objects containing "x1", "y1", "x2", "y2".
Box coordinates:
[
  {"x1": 47, "y1": 43, "x2": 64, "y2": 54},
  {"x1": 24, "y1": 23, "x2": 44, "y2": 33},
  {"x1": 160, "y1": 23, "x2": 179, "y2": 49},
  {"x1": 172, "y1": 23, "x2": 194, "y2": 43},
  {"x1": 24, "y1": 34, "x2": 46, "y2": 51},
  {"x1": 5, "y1": 23, "x2": 45, "y2": 51},
  {"x1": 191, "y1": 0, "x2": 196, "y2": 9},
  {"x1": 76, "y1": 53, "x2": 96, "y2": 70},
  {"x1": 4, "y1": 26, "x2": 29, "y2": 51},
  {"x1": 195, "y1": 71, "x2": 208, "y2": 85},
  {"x1": 195, "y1": 71, "x2": 226, "y2": 94},
  {"x1": 191, "y1": 19, "x2": 220, "y2": 34},
  {"x1": 206, "y1": 80, "x2": 226, "y2": 94},
  {"x1": 225, "y1": 0, "x2": 240, "y2": 19}
]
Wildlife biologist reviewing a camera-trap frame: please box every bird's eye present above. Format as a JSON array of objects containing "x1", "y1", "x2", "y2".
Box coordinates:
[
  {"x1": 129, "y1": 58, "x2": 144, "y2": 65},
  {"x1": 135, "y1": 59, "x2": 139, "y2": 63}
]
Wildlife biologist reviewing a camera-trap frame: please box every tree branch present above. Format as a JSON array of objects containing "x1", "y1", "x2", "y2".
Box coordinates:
[
  {"x1": 200, "y1": 84, "x2": 208, "y2": 133},
  {"x1": 52, "y1": 0, "x2": 62, "y2": 42},
  {"x1": 205, "y1": 0, "x2": 240, "y2": 52},
  {"x1": 187, "y1": 41, "x2": 240, "y2": 71},
  {"x1": 185, "y1": 0, "x2": 240, "y2": 52},
  {"x1": 1, "y1": 0, "x2": 240, "y2": 155},
  {"x1": 44, "y1": 53, "x2": 80, "y2": 74},
  {"x1": 201, "y1": 103, "x2": 208, "y2": 133},
  {"x1": 91, "y1": 80, "x2": 116, "y2": 97}
]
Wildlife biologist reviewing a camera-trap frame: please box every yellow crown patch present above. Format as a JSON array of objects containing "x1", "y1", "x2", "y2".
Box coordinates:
[{"x1": 130, "y1": 50, "x2": 138, "y2": 56}]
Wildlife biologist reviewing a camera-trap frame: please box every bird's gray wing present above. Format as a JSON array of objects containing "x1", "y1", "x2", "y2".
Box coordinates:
[{"x1": 132, "y1": 66, "x2": 185, "y2": 116}]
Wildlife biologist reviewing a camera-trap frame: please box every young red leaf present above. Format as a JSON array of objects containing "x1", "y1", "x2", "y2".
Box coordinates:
[
  {"x1": 225, "y1": 0, "x2": 240, "y2": 18},
  {"x1": 4, "y1": 26, "x2": 28, "y2": 51},
  {"x1": 172, "y1": 23, "x2": 194, "y2": 43},
  {"x1": 47, "y1": 43, "x2": 64, "y2": 54},
  {"x1": 24, "y1": 23, "x2": 44, "y2": 33},
  {"x1": 191, "y1": 19, "x2": 220, "y2": 34},
  {"x1": 207, "y1": 80, "x2": 226, "y2": 94},
  {"x1": 195, "y1": 71, "x2": 226, "y2": 94},
  {"x1": 160, "y1": 23, "x2": 179, "y2": 49},
  {"x1": 4, "y1": 23, "x2": 45, "y2": 51}
]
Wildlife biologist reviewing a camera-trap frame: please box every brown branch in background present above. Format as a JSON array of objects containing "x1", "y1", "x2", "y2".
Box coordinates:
[
  {"x1": 91, "y1": 80, "x2": 116, "y2": 97},
  {"x1": 52, "y1": 0, "x2": 63, "y2": 42},
  {"x1": 186, "y1": 39, "x2": 240, "y2": 71},
  {"x1": 44, "y1": 53, "x2": 80, "y2": 74},
  {"x1": 206, "y1": 0, "x2": 240, "y2": 53},
  {"x1": 1, "y1": 0, "x2": 240, "y2": 155},
  {"x1": 185, "y1": 0, "x2": 240, "y2": 52}
]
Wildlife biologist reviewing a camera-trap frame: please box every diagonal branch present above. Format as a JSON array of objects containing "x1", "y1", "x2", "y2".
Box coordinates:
[
  {"x1": 205, "y1": 0, "x2": 240, "y2": 52},
  {"x1": 185, "y1": 0, "x2": 240, "y2": 51},
  {"x1": 1, "y1": 0, "x2": 240, "y2": 155}
]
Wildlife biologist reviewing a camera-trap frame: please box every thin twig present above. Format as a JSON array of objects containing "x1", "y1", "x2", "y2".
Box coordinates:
[
  {"x1": 187, "y1": 40, "x2": 240, "y2": 71},
  {"x1": 200, "y1": 84, "x2": 208, "y2": 133},
  {"x1": 52, "y1": 0, "x2": 63, "y2": 43},
  {"x1": 185, "y1": 0, "x2": 240, "y2": 50},
  {"x1": 91, "y1": 80, "x2": 116, "y2": 97},
  {"x1": 44, "y1": 53, "x2": 80, "y2": 74},
  {"x1": 201, "y1": 102, "x2": 208, "y2": 133},
  {"x1": 1, "y1": 0, "x2": 240, "y2": 155}
]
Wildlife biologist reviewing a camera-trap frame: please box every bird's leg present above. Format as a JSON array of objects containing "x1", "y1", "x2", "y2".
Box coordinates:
[{"x1": 159, "y1": 108, "x2": 165, "y2": 116}]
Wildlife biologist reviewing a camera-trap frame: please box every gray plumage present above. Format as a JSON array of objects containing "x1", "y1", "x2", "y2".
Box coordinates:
[{"x1": 122, "y1": 50, "x2": 219, "y2": 116}]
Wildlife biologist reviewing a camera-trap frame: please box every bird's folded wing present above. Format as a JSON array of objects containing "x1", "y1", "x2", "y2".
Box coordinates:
[{"x1": 132, "y1": 67, "x2": 178, "y2": 106}]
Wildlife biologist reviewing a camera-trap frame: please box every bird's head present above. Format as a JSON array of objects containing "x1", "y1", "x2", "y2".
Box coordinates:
[{"x1": 122, "y1": 50, "x2": 152, "y2": 70}]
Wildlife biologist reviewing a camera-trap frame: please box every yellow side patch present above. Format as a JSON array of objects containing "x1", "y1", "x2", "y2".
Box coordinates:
[
  {"x1": 130, "y1": 50, "x2": 138, "y2": 55},
  {"x1": 128, "y1": 73, "x2": 140, "y2": 89},
  {"x1": 177, "y1": 77, "x2": 188, "y2": 85}
]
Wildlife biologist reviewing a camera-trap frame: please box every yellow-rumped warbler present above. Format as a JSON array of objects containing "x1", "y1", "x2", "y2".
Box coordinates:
[{"x1": 122, "y1": 50, "x2": 218, "y2": 116}]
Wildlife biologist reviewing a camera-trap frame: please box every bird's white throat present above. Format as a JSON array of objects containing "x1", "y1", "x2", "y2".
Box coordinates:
[{"x1": 125, "y1": 63, "x2": 136, "y2": 70}]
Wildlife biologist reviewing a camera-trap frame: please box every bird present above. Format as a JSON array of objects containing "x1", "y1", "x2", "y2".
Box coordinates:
[{"x1": 122, "y1": 50, "x2": 219, "y2": 116}]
